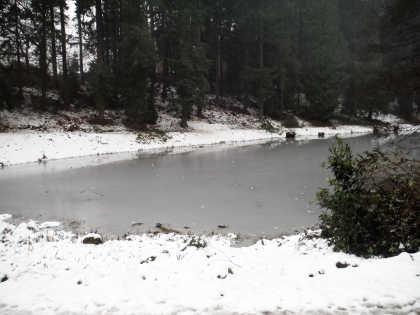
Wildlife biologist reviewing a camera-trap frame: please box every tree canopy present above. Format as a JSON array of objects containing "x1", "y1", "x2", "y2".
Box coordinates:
[{"x1": 0, "y1": 0, "x2": 419, "y2": 123}]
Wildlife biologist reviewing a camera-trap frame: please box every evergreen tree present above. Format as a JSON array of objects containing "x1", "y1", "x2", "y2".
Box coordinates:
[
  {"x1": 0, "y1": 0, "x2": 416, "y2": 121},
  {"x1": 163, "y1": 0, "x2": 209, "y2": 127},
  {"x1": 31, "y1": 0, "x2": 49, "y2": 107},
  {"x1": 48, "y1": 3, "x2": 58, "y2": 87},
  {"x1": 381, "y1": 0, "x2": 420, "y2": 119},
  {"x1": 118, "y1": 0, "x2": 156, "y2": 125},
  {"x1": 299, "y1": 0, "x2": 349, "y2": 121}
]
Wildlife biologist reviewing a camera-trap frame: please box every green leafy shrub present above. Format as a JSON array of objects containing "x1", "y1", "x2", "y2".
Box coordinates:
[
  {"x1": 182, "y1": 237, "x2": 207, "y2": 250},
  {"x1": 317, "y1": 139, "x2": 420, "y2": 257}
]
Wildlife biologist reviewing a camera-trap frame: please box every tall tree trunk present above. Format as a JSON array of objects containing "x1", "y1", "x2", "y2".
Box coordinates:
[
  {"x1": 215, "y1": 0, "x2": 222, "y2": 102},
  {"x1": 259, "y1": 15, "x2": 264, "y2": 69},
  {"x1": 111, "y1": 4, "x2": 119, "y2": 74},
  {"x1": 40, "y1": 3, "x2": 48, "y2": 107},
  {"x1": 196, "y1": 0, "x2": 204, "y2": 118},
  {"x1": 49, "y1": 6, "x2": 58, "y2": 87},
  {"x1": 95, "y1": 0, "x2": 105, "y2": 119},
  {"x1": 59, "y1": 1, "x2": 68, "y2": 105},
  {"x1": 280, "y1": 67, "x2": 285, "y2": 111},
  {"x1": 258, "y1": 9, "x2": 264, "y2": 118},
  {"x1": 95, "y1": 0, "x2": 105, "y2": 72},
  {"x1": 59, "y1": 2, "x2": 67, "y2": 79},
  {"x1": 103, "y1": 0, "x2": 110, "y2": 67},
  {"x1": 296, "y1": 0, "x2": 303, "y2": 107},
  {"x1": 76, "y1": 6, "x2": 84, "y2": 82},
  {"x1": 161, "y1": 11, "x2": 169, "y2": 100},
  {"x1": 243, "y1": 47, "x2": 249, "y2": 97},
  {"x1": 25, "y1": 36, "x2": 30, "y2": 70},
  {"x1": 14, "y1": 0, "x2": 22, "y2": 96},
  {"x1": 148, "y1": 67, "x2": 157, "y2": 124}
]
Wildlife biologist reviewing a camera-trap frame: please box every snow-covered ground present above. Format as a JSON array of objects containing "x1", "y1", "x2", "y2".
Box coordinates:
[
  {"x1": 0, "y1": 107, "x2": 374, "y2": 166},
  {"x1": 0, "y1": 214, "x2": 419, "y2": 315},
  {"x1": 372, "y1": 113, "x2": 404, "y2": 124},
  {"x1": 2, "y1": 97, "x2": 419, "y2": 167},
  {"x1": 0, "y1": 124, "x2": 283, "y2": 166}
]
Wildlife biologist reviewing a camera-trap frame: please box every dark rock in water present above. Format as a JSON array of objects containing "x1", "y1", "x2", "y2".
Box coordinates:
[
  {"x1": 308, "y1": 273, "x2": 314, "y2": 278},
  {"x1": 336, "y1": 261, "x2": 350, "y2": 269},
  {"x1": 82, "y1": 234, "x2": 103, "y2": 245},
  {"x1": 131, "y1": 222, "x2": 143, "y2": 227},
  {"x1": 393, "y1": 125, "x2": 399, "y2": 134},
  {"x1": 1, "y1": 275, "x2": 8, "y2": 283},
  {"x1": 286, "y1": 131, "x2": 296, "y2": 139},
  {"x1": 217, "y1": 225, "x2": 228, "y2": 229},
  {"x1": 155, "y1": 223, "x2": 162, "y2": 228},
  {"x1": 352, "y1": 264, "x2": 359, "y2": 268},
  {"x1": 318, "y1": 132, "x2": 325, "y2": 138},
  {"x1": 77, "y1": 280, "x2": 82, "y2": 285}
]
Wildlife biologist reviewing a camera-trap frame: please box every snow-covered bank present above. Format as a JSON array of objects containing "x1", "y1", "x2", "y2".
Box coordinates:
[
  {"x1": 290, "y1": 124, "x2": 373, "y2": 139},
  {"x1": 0, "y1": 124, "x2": 281, "y2": 166},
  {"x1": 0, "y1": 214, "x2": 419, "y2": 315},
  {"x1": 0, "y1": 120, "x2": 373, "y2": 166},
  {"x1": 5, "y1": 106, "x2": 420, "y2": 167}
]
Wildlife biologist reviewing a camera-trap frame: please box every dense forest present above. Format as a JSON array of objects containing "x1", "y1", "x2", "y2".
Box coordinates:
[{"x1": 0, "y1": 0, "x2": 419, "y2": 127}]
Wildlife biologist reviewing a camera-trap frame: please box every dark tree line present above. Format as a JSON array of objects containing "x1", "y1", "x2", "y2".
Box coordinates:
[{"x1": 0, "y1": 0, "x2": 419, "y2": 126}]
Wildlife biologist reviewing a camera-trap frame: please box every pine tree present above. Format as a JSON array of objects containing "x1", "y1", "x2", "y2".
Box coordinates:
[
  {"x1": 235, "y1": 0, "x2": 276, "y2": 117},
  {"x1": 118, "y1": 0, "x2": 156, "y2": 126},
  {"x1": 31, "y1": 0, "x2": 49, "y2": 107},
  {"x1": 170, "y1": 0, "x2": 209, "y2": 127},
  {"x1": 49, "y1": 3, "x2": 58, "y2": 87},
  {"x1": 381, "y1": 0, "x2": 420, "y2": 119},
  {"x1": 75, "y1": 0, "x2": 86, "y2": 82},
  {"x1": 299, "y1": 0, "x2": 349, "y2": 121}
]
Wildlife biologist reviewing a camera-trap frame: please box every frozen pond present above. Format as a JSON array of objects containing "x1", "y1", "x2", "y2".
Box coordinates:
[{"x1": 0, "y1": 134, "x2": 417, "y2": 238}]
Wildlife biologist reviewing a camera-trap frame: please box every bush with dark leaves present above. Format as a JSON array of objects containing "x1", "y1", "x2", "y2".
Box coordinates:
[{"x1": 317, "y1": 139, "x2": 420, "y2": 257}]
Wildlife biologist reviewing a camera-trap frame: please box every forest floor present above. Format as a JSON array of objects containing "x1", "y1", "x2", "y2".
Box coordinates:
[
  {"x1": 2, "y1": 88, "x2": 411, "y2": 166},
  {"x1": 0, "y1": 214, "x2": 419, "y2": 315}
]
